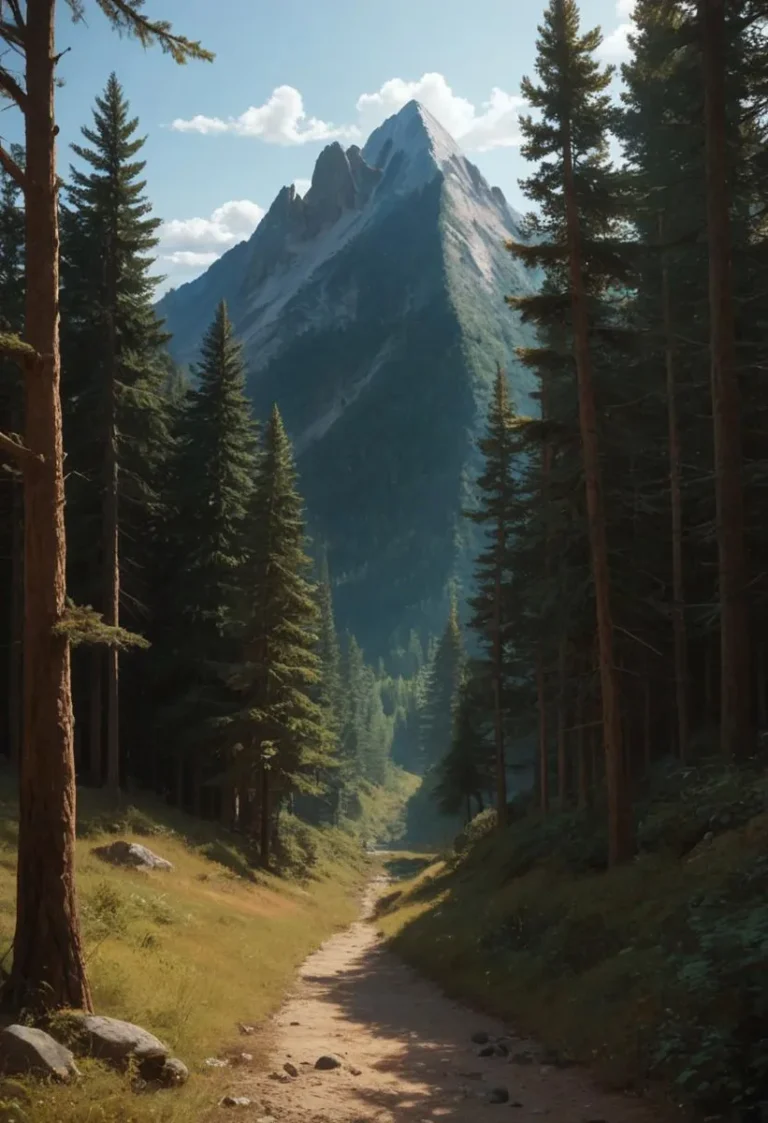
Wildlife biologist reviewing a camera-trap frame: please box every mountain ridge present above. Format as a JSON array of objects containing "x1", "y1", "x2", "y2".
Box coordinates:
[{"x1": 157, "y1": 100, "x2": 540, "y2": 654}]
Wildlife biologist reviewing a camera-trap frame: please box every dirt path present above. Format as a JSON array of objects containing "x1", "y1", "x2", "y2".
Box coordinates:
[{"x1": 222, "y1": 878, "x2": 671, "y2": 1123}]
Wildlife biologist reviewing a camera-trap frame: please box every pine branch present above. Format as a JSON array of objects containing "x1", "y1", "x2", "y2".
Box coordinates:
[
  {"x1": 0, "y1": 331, "x2": 35, "y2": 360},
  {"x1": 53, "y1": 601, "x2": 151, "y2": 650},
  {"x1": 0, "y1": 430, "x2": 41, "y2": 467},
  {"x1": 0, "y1": 141, "x2": 25, "y2": 190},
  {"x1": 89, "y1": 1, "x2": 214, "y2": 64}
]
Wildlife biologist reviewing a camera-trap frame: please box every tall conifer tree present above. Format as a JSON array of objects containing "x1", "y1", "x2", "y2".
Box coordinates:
[{"x1": 61, "y1": 73, "x2": 173, "y2": 791}]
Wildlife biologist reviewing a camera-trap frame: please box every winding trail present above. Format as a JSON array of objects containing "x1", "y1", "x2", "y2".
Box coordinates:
[{"x1": 221, "y1": 877, "x2": 672, "y2": 1123}]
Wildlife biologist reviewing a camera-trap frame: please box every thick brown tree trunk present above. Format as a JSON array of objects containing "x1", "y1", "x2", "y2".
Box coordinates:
[
  {"x1": 536, "y1": 655, "x2": 549, "y2": 813},
  {"x1": 561, "y1": 111, "x2": 633, "y2": 865},
  {"x1": 556, "y1": 636, "x2": 568, "y2": 807},
  {"x1": 700, "y1": 0, "x2": 751, "y2": 759},
  {"x1": 660, "y1": 214, "x2": 690, "y2": 762},
  {"x1": 8, "y1": 471, "x2": 23, "y2": 768},
  {"x1": 4, "y1": 0, "x2": 92, "y2": 1014}
]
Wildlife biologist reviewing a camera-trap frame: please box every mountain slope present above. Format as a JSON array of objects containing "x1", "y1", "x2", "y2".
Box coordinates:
[{"x1": 157, "y1": 101, "x2": 539, "y2": 654}]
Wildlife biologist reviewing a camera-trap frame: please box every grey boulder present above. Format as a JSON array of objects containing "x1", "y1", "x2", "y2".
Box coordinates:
[
  {"x1": 0, "y1": 1025, "x2": 80, "y2": 1083},
  {"x1": 61, "y1": 1014, "x2": 170, "y2": 1078},
  {"x1": 92, "y1": 840, "x2": 173, "y2": 871}
]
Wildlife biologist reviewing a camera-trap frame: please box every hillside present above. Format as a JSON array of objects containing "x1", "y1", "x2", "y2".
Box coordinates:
[
  {"x1": 0, "y1": 773, "x2": 371, "y2": 1123},
  {"x1": 378, "y1": 757, "x2": 768, "y2": 1120},
  {"x1": 156, "y1": 101, "x2": 540, "y2": 655}
]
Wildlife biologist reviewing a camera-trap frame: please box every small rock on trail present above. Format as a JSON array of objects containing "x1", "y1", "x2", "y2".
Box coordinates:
[
  {"x1": 314, "y1": 1053, "x2": 343, "y2": 1070},
  {"x1": 283, "y1": 1061, "x2": 299, "y2": 1077},
  {"x1": 488, "y1": 1086, "x2": 510, "y2": 1104}
]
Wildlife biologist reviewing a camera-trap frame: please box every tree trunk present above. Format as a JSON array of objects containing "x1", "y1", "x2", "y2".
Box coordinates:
[
  {"x1": 103, "y1": 220, "x2": 120, "y2": 796},
  {"x1": 560, "y1": 102, "x2": 632, "y2": 865},
  {"x1": 576, "y1": 664, "x2": 589, "y2": 809},
  {"x1": 643, "y1": 674, "x2": 652, "y2": 773},
  {"x1": 660, "y1": 213, "x2": 690, "y2": 763},
  {"x1": 8, "y1": 469, "x2": 23, "y2": 769},
  {"x1": 700, "y1": 0, "x2": 751, "y2": 759},
  {"x1": 536, "y1": 654, "x2": 549, "y2": 813},
  {"x1": 4, "y1": 0, "x2": 92, "y2": 1015},
  {"x1": 259, "y1": 761, "x2": 271, "y2": 869},
  {"x1": 757, "y1": 643, "x2": 767, "y2": 730},
  {"x1": 88, "y1": 649, "x2": 102, "y2": 785},
  {"x1": 557, "y1": 636, "x2": 568, "y2": 807},
  {"x1": 492, "y1": 541, "x2": 507, "y2": 830}
]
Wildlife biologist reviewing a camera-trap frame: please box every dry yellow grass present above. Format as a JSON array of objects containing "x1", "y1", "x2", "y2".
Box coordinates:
[{"x1": 0, "y1": 777, "x2": 369, "y2": 1123}]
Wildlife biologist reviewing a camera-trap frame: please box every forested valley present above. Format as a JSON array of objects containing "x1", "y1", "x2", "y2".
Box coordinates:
[{"x1": 1, "y1": 0, "x2": 768, "y2": 1121}]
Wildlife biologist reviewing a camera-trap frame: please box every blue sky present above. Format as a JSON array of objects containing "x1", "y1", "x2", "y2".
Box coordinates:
[{"x1": 2, "y1": 0, "x2": 635, "y2": 292}]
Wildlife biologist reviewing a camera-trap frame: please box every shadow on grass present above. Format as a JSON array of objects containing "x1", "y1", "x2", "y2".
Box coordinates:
[{"x1": 383, "y1": 855, "x2": 432, "y2": 881}]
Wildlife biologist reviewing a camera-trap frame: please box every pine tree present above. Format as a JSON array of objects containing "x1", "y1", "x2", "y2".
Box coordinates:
[
  {"x1": 465, "y1": 368, "x2": 520, "y2": 829},
  {"x1": 158, "y1": 301, "x2": 258, "y2": 809},
  {"x1": 422, "y1": 593, "x2": 464, "y2": 772},
  {"x1": 313, "y1": 552, "x2": 347, "y2": 820},
  {"x1": 231, "y1": 406, "x2": 330, "y2": 867},
  {"x1": 0, "y1": 155, "x2": 25, "y2": 770},
  {"x1": 699, "y1": 0, "x2": 751, "y2": 757},
  {"x1": 434, "y1": 668, "x2": 493, "y2": 822},
  {"x1": 0, "y1": 0, "x2": 210, "y2": 1019},
  {"x1": 61, "y1": 73, "x2": 174, "y2": 791},
  {"x1": 509, "y1": 0, "x2": 634, "y2": 865}
]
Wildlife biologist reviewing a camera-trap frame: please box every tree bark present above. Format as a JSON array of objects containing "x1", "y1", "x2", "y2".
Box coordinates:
[
  {"x1": 8, "y1": 466, "x2": 23, "y2": 769},
  {"x1": 536, "y1": 655, "x2": 549, "y2": 813},
  {"x1": 700, "y1": 0, "x2": 751, "y2": 759},
  {"x1": 560, "y1": 102, "x2": 633, "y2": 864},
  {"x1": 259, "y1": 760, "x2": 271, "y2": 869},
  {"x1": 4, "y1": 0, "x2": 92, "y2": 1014},
  {"x1": 660, "y1": 213, "x2": 690, "y2": 762},
  {"x1": 103, "y1": 214, "x2": 120, "y2": 797},
  {"x1": 492, "y1": 526, "x2": 508, "y2": 830},
  {"x1": 576, "y1": 669, "x2": 589, "y2": 809},
  {"x1": 557, "y1": 635, "x2": 568, "y2": 807},
  {"x1": 88, "y1": 648, "x2": 102, "y2": 785}
]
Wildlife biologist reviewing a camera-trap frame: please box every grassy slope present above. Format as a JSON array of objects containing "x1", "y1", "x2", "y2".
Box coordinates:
[
  {"x1": 0, "y1": 773, "x2": 370, "y2": 1123},
  {"x1": 378, "y1": 759, "x2": 768, "y2": 1118}
]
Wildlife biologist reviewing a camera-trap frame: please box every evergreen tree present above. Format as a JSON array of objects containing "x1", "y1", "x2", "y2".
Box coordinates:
[
  {"x1": 60, "y1": 73, "x2": 174, "y2": 791},
  {"x1": 465, "y1": 368, "x2": 520, "y2": 828},
  {"x1": 509, "y1": 0, "x2": 634, "y2": 864},
  {"x1": 158, "y1": 301, "x2": 258, "y2": 807},
  {"x1": 0, "y1": 0, "x2": 210, "y2": 1019},
  {"x1": 421, "y1": 593, "x2": 464, "y2": 771},
  {"x1": 231, "y1": 406, "x2": 331, "y2": 867},
  {"x1": 313, "y1": 552, "x2": 347, "y2": 820},
  {"x1": 433, "y1": 667, "x2": 493, "y2": 822}
]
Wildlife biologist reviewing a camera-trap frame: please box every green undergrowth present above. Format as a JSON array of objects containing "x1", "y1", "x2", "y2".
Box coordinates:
[
  {"x1": 380, "y1": 756, "x2": 768, "y2": 1121},
  {"x1": 0, "y1": 772, "x2": 371, "y2": 1123}
]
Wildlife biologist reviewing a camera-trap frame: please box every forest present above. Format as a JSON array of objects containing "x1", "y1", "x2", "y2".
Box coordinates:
[{"x1": 1, "y1": 0, "x2": 768, "y2": 1117}]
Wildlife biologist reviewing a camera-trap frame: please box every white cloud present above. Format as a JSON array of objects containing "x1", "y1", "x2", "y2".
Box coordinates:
[
  {"x1": 159, "y1": 199, "x2": 265, "y2": 276},
  {"x1": 293, "y1": 178, "x2": 312, "y2": 196},
  {"x1": 356, "y1": 73, "x2": 523, "y2": 152},
  {"x1": 598, "y1": 0, "x2": 636, "y2": 61},
  {"x1": 170, "y1": 73, "x2": 522, "y2": 153},
  {"x1": 171, "y1": 85, "x2": 359, "y2": 146},
  {"x1": 163, "y1": 250, "x2": 220, "y2": 269}
]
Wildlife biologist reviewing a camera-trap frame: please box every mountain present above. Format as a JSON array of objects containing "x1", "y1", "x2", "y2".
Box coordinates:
[{"x1": 156, "y1": 100, "x2": 540, "y2": 656}]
